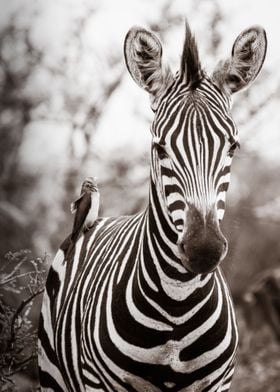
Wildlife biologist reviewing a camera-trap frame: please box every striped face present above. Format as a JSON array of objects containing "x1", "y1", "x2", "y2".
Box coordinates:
[
  {"x1": 124, "y1": 23, "x2": 267, "y2": 273},
  {"x1": 151, "y1": 77, "x2": 239, "y2": 231},
  {"x1": 151, "y1": 77, "x2": 239, "y2": 273}
]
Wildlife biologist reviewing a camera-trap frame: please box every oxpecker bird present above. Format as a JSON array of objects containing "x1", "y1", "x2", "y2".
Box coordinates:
[
  {"x1": 65, "y1": 177, "x2": 99, "y2": 263},
  {"x1": 70, "y1": 177, "x2": 100, "y2": 242}
]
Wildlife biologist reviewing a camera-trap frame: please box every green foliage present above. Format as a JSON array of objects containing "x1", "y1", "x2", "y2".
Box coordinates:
[{"x1": 0, "y1": 250, "x2": 47, "y2": 391}]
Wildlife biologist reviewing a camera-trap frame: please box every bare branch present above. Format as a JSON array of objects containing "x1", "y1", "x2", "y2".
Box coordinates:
[{"x1": 7, "y1": 289, "x2": 44, "y2": 352}]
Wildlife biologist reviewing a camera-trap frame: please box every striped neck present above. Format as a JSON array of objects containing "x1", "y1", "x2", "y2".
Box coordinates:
[
  {"x1": 127, "y1": 177, "x2": 216, "y2": 320},
  {"x1": 144, "y1": 174, "x2": 215, "y2": 285},
  {"x1": 147, "y1": 177, "x2": 180, "y2": 264}
]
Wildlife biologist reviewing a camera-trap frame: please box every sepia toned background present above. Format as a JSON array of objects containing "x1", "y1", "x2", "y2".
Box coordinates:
[{"x1": 0, "y1": 0, "x2": 280, "y2": 390}]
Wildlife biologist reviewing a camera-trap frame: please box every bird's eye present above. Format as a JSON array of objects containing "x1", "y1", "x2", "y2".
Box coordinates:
[
  {"x1": 153, "y1": 143, "x2": 168, "y2": 160},
  {"x1": 228, "y1": 141, "x2": 240, "y2": 157}
]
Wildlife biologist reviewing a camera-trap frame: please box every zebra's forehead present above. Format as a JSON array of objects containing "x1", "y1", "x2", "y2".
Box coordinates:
[{"x1": 152, "y1": 77, "x2": 238, "y2": 144}]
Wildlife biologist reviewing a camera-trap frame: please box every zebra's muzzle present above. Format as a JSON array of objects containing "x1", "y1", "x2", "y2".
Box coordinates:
[{"x1": 177, "y1": 205, "x2": 228, "y2": 274}]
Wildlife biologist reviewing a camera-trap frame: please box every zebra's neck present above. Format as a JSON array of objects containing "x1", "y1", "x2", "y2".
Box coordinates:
[
  {"x1": 147, "y1": 178, "x2": 180, "y2": 267},
  {"x1": 137, "y1": 177, "x2": 215, "y2": 305}
]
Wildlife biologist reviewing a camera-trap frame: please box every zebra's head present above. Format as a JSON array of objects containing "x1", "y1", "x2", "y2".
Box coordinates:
[{"x1": 124, "y1": 22, "x2": 267, "y2": 274}]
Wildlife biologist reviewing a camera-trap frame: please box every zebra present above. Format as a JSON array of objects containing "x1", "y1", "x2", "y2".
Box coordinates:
[{"x1": 38, "y1": 21, "x2": 267, "y2": 392}]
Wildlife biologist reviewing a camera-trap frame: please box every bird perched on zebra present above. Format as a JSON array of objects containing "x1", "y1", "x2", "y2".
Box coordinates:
[
  {"x1": 70, "y1": 176, "x2": 100, "y2": 237},
  {"x1": 65, "y1": 177, "x2": 99, "y2": 262}
]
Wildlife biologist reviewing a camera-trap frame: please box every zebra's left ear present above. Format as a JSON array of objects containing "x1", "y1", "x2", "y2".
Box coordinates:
[
  {"x1": 124, "y1": 26, "x2": 174, "y2": 109},
  {"x1": 212, "y1": 26, "x2": 267, "y2": 94}
]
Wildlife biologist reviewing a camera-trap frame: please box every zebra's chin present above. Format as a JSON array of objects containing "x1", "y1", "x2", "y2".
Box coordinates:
[
  {"x1": 177, "y1": 247, "x2": 224, "y2": 274},
  {"x1": 177, "y1": 236, "x2": 228, "y2": 274}
]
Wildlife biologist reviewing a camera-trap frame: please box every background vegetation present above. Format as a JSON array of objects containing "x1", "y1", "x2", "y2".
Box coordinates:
[{"x1": 0, "y1": 0, "x2": 279, "y2": 390}]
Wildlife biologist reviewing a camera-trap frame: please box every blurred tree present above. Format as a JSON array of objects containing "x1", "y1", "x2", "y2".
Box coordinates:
[
  {"x1": 0, "y1": 250, "x2": 46, "y2": 391},
  {"x1": 0, "y1": 20, "x2": 43, "y2": 255},
  {"x1": 242, "y1": 267, "x2": 280, "y2": 342},
  {"x1": 223, "y1": 155, "x2": 280, "y2": 297},
  {"x1": 0, "y1": 3, "x2": 124, "y2": 255}
]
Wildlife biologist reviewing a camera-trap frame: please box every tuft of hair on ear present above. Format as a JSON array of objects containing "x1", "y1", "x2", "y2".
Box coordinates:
[
  {"x1": 134, "y1": 34, "x2": 170, "y2": 96},
  {"x1": 180, "y1": 20, "x2": 203, "y2": 89},
  {"x1": 212, "y1": 26, "x2": 267, "y2": 95},
  {"x1": 124, "y1": 27, "x2": 174, "y2": 107}
]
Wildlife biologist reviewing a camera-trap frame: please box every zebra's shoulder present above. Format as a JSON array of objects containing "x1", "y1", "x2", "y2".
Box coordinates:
[
  {"x1": 59, "y1": 211, "x2": 145, "y2": 252},
  {"x1": 91, "y1": 211, "x2": 146, "y2": 232}
]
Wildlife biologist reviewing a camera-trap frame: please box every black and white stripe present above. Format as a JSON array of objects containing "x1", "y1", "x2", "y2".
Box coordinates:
[{"x1": 39, "y1": 21, "x2": 267, "y2": 392}]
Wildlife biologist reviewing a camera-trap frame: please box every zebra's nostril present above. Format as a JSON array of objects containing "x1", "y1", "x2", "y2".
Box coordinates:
[
  {"x1": 177, "y1": 240, "x2": 185, "y2": 254},
  {"x1": 221, "y1": 239, "x2": 228, "y2": 260},
  {"x1": 177, "y1": 239, "x2": 188, "y2": 260}
]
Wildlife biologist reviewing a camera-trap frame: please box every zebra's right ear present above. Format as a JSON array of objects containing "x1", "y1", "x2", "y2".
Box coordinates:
[
  {"x1": 124, "y1": 26, "x2": 174, "y2": 109},
  {"x1": 212, "y1": 26, "x2": 267, "y2": 94}
]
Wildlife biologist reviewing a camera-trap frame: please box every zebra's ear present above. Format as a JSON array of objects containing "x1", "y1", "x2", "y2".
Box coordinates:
[
  {"x1": 124, "y1": 26, "x2": 174, "y2": 109},
  {"x1": 212, "y1": 26, "x2": 267, "y2": 94}
]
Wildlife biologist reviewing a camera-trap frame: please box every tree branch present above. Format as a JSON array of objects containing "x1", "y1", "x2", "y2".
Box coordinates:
[{"x1": 8, "y1": 289, "x2": 44, "y2": 351}]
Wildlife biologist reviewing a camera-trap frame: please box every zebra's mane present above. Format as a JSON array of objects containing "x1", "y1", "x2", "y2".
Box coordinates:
[{"x1": 181, "y1": 21, "x2": 203, "y2": 89}]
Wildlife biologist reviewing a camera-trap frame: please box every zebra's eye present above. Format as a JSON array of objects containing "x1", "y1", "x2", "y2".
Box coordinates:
[
  {"x1": 228, "y1": 141, "x2": 240, "y2": 157},
  {"x1": 154, "y1": 143, "x2": 168, "y2": 160}
]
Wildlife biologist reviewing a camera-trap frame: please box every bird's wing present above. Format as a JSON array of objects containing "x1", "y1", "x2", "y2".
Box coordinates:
[
  {"x1": 70, "y1": 194, "x2": 91, "y2": 242},
  {"x1": 70, "y1": 192, "x2": 85, "y2": 214}
]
